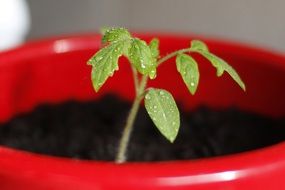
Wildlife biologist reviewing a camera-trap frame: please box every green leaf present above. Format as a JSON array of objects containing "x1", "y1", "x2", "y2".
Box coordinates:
[
  {"x1": 199, "y1": 51, "x2": 246, "y2": 91},
  {"x1": 149, "y1": 38, "x2": 160, "y2": 59},
  {"x1": 189, "y1": 40, "x2": 245, "y2": 91},
  {"x1": 102, "y1": 27, "x2": 131, "y2": 43},
  {"x1": 144, "y1": 88, "x2": 180, "y2": 143},
  {"x1": 128, "y1": 38, "x2": 156, "y2": 77},
  {"x1": 87, "y1": 41, "x2": 127, "y2": 92},
  {"x1": 190, "y1": 40, "x2": 209, "y2": 52},
  {"x1": 176, "y1": 53, "x2": 200, "y2": 95}
]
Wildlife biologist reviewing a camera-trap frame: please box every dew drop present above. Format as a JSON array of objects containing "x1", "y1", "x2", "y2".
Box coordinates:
[
  {"x1": 145, "y1": 94, "x2": 151, "y2": 100},
  {"x1": 159, "y1": 91, "x2": 165, "y2": 95},
  {"x1": 190, "y1": 82, "x2": 195, "y2": 86},
  {"x1": 149, "y1": 70, "x2": 156, "y2": 79},
  {"x1": 109, "y1": 71, "x2": 114, "y2": 76},
  {"x1": 96, "y1": 56, "x2": 103, "y2": 61}
]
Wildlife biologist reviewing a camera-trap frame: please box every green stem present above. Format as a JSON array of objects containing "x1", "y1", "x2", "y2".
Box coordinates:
[
  {"x1": 157, "y1": 48, "x2": 191, "y2": 65},
  {"x1": 115, "y1": 75, "x2": 148, "y2": 163},
  {"x1": 131, "y1": 65, "x2": 139, "y2": 95},
  {"x1": 115, "y1": 48, "x2": 192, "y2": 163}
]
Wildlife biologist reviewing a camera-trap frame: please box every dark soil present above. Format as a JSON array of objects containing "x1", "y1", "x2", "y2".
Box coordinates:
[{"x1": 0, "y1": 95, "x2": 285, "y2": 162}]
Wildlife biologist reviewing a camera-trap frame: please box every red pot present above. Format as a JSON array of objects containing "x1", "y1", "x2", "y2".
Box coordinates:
[{"x1": 0, "y1": 33, "x2": 285, "y2": 190}]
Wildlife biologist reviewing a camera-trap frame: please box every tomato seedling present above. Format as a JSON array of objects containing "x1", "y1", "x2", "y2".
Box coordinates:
[{"x1": 87, "y1": 28, "x2": 245, "y2": 163}]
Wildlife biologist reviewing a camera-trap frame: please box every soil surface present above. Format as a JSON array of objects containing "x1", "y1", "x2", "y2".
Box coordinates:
[{"x1": 0, "y1": 95, "x2": 285, "y2": 162}]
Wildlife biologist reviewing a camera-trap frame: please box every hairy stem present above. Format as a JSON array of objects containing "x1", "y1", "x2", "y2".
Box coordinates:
[
  {"x1": 158, "y1": 48, "x2": 191, "y2": 65},
  {"x1": 115, "y1": 75, "x2": 148, "y2": 163},
  {"x1": 115, "y1": 48, "x2": 192, "y2": 163},
  {"x1": 131, "y1": 65, "x2": 139, "y2": 95}
]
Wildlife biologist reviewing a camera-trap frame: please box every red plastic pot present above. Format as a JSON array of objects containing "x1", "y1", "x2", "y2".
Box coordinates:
[{"x1": 0, "y1": 33, "x2": 285, "y2": 190}]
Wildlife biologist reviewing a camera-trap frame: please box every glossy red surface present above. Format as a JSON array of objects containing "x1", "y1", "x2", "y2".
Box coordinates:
[{"x1": 0, "y1": 33, "x2": 285, "y2": 189}]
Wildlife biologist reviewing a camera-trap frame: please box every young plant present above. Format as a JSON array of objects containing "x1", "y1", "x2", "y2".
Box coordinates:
[{"x1": 87, "y1": 28, "x2": 245, "y2": 163}]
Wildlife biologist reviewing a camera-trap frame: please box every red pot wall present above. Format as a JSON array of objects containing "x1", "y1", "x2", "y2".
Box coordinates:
[{"x1": 0, "y1": 34, "x2": 285, "y2": 190}]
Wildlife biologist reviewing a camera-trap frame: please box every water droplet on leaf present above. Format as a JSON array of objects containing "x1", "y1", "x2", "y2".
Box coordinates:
[
  {"x1": 145, "y1": 94, "x2": 151, "y2": 100},
  {"x1": 96, "y1": 56, "x2": 103, "y2": 61}
]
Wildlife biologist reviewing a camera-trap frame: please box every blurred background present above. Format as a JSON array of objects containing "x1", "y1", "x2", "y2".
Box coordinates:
[{"x1": 1, "y1": 0, "x2": 285, "y2": 52}]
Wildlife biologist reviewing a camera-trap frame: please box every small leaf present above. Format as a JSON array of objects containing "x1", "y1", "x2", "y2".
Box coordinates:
[
  {"x1": 190, "y1": 40, "x2": 209, "y2": 52},
  {"x1": 87, "y1": 41, "x2": 127, "y2": 92},
  {"x1": 149, "y1": 38, "x2": 160, "y2": 59},
  {"x1": 102, "y1": 27, "x2": 131, "y2": 43},
  {"x1": 128, "y1": 38, "x2": 156, "y2": 76},
  {"x1": 199, "y1": 51, "x2": 246, "y2": 91},
  {"x1": 144, "y1": 89, "x2": 180, "y2": 143},
  {"x1": 176, "y1": 53, "x2": 200, "y2": 95}
]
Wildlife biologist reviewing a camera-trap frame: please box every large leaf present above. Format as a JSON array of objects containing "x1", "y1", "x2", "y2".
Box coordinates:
[
  {"x1": 102, "y1": 27, "x2": 131, "y2": 43},
  {"x1": 87, "y1": 41, "x2": 127, "y2": 92},
  {"x1": 128, "y1": 38, "x2": 156, "y2": 77},
  {"x1": 176, "y1": 53, "x2": 200, "y2": 95},
  {"x1": 144, "y1": 88, "x2": 180, "y2": 143}
]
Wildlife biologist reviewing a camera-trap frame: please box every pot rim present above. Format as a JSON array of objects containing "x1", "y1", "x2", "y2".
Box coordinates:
[{"x1": 0, "y1": 33, "x2": 285, "y2": 186}]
